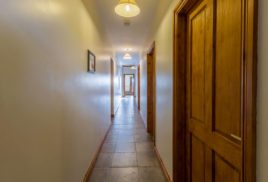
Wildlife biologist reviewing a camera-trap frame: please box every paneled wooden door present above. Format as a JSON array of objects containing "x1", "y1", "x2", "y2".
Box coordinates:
[
  {"x1": 188, "y1": 0, "x2": 245, "y2": 181},
  {"x1": 147, "y1": 43, "x2": 156, "y2": 142},
  {"x1": 172, "y1": 0, "x2": 257, "y2": 181}
]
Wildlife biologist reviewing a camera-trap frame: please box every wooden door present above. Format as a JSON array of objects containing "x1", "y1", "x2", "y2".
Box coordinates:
[
  {"x1": 111, "y1": 59, "x2": 114, "y2": 118},
  {"x1": 147, "y1": 44, "x2": 156, "y2": 141},
  {"x1": 184, "y1": 0, "x2": 256, "y2": 181},
  {"x1": 138, "y1": 65, "x2": 141, "y2": 110}
]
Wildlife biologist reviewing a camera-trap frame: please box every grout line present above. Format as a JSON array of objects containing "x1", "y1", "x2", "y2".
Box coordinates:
[{"x1": 88, "y1": 97, "x2": 167, "y2": 181}]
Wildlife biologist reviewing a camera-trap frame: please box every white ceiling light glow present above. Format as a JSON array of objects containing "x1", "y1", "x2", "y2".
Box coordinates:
[
  {"x1": 123, "y1": 53, "x2": 132, "y2": 60},
  {"x1": 124, "y1": 48, "x2": 133, "y2": 51},
  {"x1": 115, "y1": 0, "x2": 141, "y2": 18}
]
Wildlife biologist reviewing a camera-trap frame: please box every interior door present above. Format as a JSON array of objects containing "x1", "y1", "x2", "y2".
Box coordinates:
[
  {"x1": 111, "y1": 59, "x2": 114, "y2": 117},
  {"x1": 147, "y1": 45, "x2": 156, "y2": 141},
  {"x1": 138, "y1": 65, "x2": 141, "y2": 110},
  {"x1": 187, "y1": 0, "x2": 246, "y2": 181}
]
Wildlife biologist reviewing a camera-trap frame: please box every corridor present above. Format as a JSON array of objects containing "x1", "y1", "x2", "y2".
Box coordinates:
[
  {"x1": 0, "y1": 0, "x2": 263, "y2": 181},
  {"x1": 89, "y1": 97, "x2": 167, "y2": 182}
]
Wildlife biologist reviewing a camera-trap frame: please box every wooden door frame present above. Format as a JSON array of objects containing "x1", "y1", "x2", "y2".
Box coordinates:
[
  {"x1": 110, "y1": 58, "x2": 115, "y2": 118},
  {"x1": 147, "y1": 42, "x2": 156, "y2": 143},
  {"x1": 172, "y1": 0, "x2": 258, "y2": 181},
  {"x1": 122, "y1": 65, "x2": 137, "y2": 97},
  {"x1": 138, "y1": 64, "x2": 141, "y2": 110},
  {"x1": 123, "y1": 74, "x2": 135, "y2": 96}
]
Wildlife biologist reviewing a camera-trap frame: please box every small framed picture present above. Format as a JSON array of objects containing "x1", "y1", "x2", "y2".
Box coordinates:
[{"x1": 88, "y1": 50, "x2": 96, "y2": 73}]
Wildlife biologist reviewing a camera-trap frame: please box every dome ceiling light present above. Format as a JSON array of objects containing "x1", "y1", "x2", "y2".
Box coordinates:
[
  {"x1": 115, "y1": 0, "x2": 141, "y2": 18},
  {"x1": 123, "y1": 53, "x2": 132, "y2": 60}
]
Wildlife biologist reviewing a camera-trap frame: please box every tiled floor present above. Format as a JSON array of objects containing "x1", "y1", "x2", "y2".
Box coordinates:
[{"x1": 88, "y1": 96, "x2": 167, "y2": 182}]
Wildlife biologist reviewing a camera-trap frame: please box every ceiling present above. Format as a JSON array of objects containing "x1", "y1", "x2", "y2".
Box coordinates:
[{"x1": 82, "y1": 0, "x2": 174, "y2": 65}]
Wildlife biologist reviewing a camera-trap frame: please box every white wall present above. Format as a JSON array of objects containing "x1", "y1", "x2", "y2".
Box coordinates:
[
  {"x1": 153, "y1": 2, "x2": 176, "y2": 176},
  {"x1": 257, "y1": 0, "x2": 268, "y2": 181},
  {"x1": 0, "y1": 1, "x2": 111, "y2": 182},
  {"x1": 113, "y1": 62, "x2": 121, "y2": 115},
  {"x1": 140, "y1": 55, "x2": 148, "y2": 126},
  {"x1": 139, "y1": 1, "x2": 179, "y2": 177}
]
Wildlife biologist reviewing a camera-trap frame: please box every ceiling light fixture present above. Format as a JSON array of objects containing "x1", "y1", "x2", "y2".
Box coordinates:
[
  {"x1": 124, "y1": 48, "x2": 133, "y2": 51},
  {"x1": 115, "y1": 0, "x2": 141, "y2": 18},
  {"x1": 130, "y1": 66, "x2": 136, "y2": 70},
  {"x1": 123, "y1": 53, "x2": 132, "y2": 60}
]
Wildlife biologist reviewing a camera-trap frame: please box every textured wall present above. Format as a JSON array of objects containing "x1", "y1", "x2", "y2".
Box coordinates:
[{"x1": 0, "y1": 0, "x2": 111, "y2": 181}]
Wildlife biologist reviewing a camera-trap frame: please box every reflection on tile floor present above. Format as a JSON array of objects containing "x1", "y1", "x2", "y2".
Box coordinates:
[{"x1": 88, "y1": 97, "x2": 167, "y2": 182}]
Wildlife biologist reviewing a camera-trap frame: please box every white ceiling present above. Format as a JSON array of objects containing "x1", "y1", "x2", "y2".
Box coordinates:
[{"x1": 82, "y1": 0, "x2": 174, "y2": 65}]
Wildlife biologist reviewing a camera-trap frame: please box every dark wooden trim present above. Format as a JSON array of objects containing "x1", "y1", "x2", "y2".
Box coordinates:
[
  {"x1": 83, "y1": 124, "x2": 112, "y2": 182},
  {"x1": 172, "y1": 0, "x2": 257, "y2": 181},
  {"x1": 148, "y1": 41, "x2": 156, "y2": 55},
  {"x1": 154, "y1": 147, "x2": 172, "y2": 182},
  {"x1": 138, "y1": 64, "x2": 141, "y2": 110},
  {"x1": 147, "y1": 42, "x2": 156, "y2": 144},
  {"x1": 244, "y1": 0, "x2": 258, "y2": 181},
  {"x1": 172, "y1": 1, "x2": 191, "y2": 181},
  {"x1": 110, "y1": 58, "x2": 115, "y2": 118}
]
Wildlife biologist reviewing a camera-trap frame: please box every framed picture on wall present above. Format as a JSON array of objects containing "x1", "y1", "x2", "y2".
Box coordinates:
[{"x1": 87, "y1": 50, "x2": 96, "y2": 73}]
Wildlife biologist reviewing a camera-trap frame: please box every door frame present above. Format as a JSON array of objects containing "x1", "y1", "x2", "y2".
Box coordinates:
[
  {"x1": 147, "y1": 42, "x2": 156, "y2": 143},
  {"x1": 123, "y1": 74, "x2": 135, "y2": 96},
  {"x1": 122, "y1": 65, "x2": 137, "y2": 97},
  {"x1": 172, "y1": 0, "x2": 258, "y2": 181},
  {"x1": 110, "y1": 58, "x2": 115, "y2": 118},
  {"x1": 138, "y1": 64, "x2": 141, "y2": 110}
]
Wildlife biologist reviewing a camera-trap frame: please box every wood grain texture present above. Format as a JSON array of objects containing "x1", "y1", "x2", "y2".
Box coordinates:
[
  {"x1": 191, "y1": 135, "x2": 205, "y2": 182},
  {"x1": 138, "y1": 64, "x2": 141, "y2": 110},
  {"x1": 215, "y1": 0, "x2": 242, "y2": 138},
  {"x1": 173, "y1": 0, "x2": 257, "y2": 181},
  {"x1": 214, "y1": 155, "x2": 240, "y2": 182},
  {"x1": 173, "y1": 7, "x2": 187, "y2": 181},
  {"x1": 190, "y1": 7, "x2": 206, "y2": 123},
  {"x1": 147, "y1": 42, "x2": 156, "y2": 143}
]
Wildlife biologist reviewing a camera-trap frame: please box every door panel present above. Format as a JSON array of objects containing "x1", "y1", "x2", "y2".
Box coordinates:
[
  {"x1": 187, "y1": 0, "x2": 245, "y2": 181},
  {"x1": 214, "y1": 154, "x2": 240, "y2": 182},
  {"x1": 190, "y1": 7, "x2": 206, "y2": 123},
  {"x1": 215, "y1": 0, "x2": 243, "y2": 139},
  {"x1": 191, "y1": 136, "x2": 205, "y2": 182}
]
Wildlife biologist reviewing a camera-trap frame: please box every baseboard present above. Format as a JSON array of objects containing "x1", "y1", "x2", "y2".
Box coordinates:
[
  {"x1": 113, "y1": 100, "x2": 121, "y2": 117},
  {"x1": 154, "y1": 147, "x2": 173, "y2": 182},
  {"x1": 83, "y1": 124, "x2": 112, "y2": 182},
  {"x1": 139, "y1": 110, "x2": 147, "y2": 129}
]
